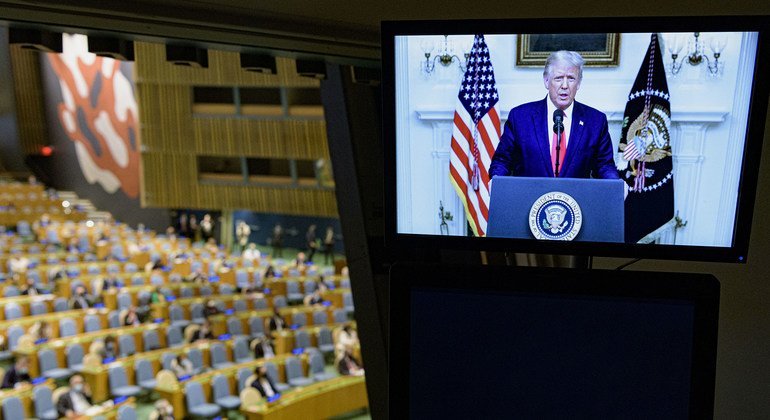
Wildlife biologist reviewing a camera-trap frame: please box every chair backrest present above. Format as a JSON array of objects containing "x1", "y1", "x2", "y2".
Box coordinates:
[
  {"x1": 188, "y1": 348, "x2": 204, "y2": 370},
  {"x1": 295, "y1": 330, "x2": 311, "y2": 349},
  {"x1": 131, "y1": 275, "x2": 144, "y2": 286},
  {"x1": 236, "y1": 270, "x2": 249, "y2": 285},
  {"x1": 34, "y1": 385, "x2": 55, "y2": 417},
  {"x1": 3, "y1": 285, "x2": 19, "y2": 298},
  {"x1": 220, "y1": 284, "x2": 234, "y2": 295},
  {"x1": 249, "y1": 316, "x2": 264, "y2": 337},
  {"x1": 211, "y1": 342, "x2": 228, "y2": 364},
  {"x1": 60, "y1": 317, "x2": 77, "y2": 337},
  {"x1": 318, "y1": 327, "x2": 333, "y2": 345},
  {"x1": 135, "y1": 359, "x2": 153, "y2": 382},
  {"x1": 8, "y1": 325, "x2": 24, "y2": 350},
  {"x1": 273, "y1": 295, "x2": 287, "y2": 309},
  {"x1": 227, "y1": 317, "x2": 243, "y2": 336},
  {"x1": 313, "y1": 311, "x2": 328, "y2": 325},
  {"x1": 304, "y1": 281, "x2": 318, "y2": 294},
  {"x1": 109, "y1": 366, "x2": 129, "y2": 391},
  {"x1": 169, "y1": 304, "x2": 184, "y2": 321},
  {"x1": 5, "y1": 303, "x2": 22, "y2": 320},
  {"x1": 212, "y1": 374, "x2": 232, "y2": 399},
  {"x1": 234, "y1": 337, "x2": 250, "y2": 360},
  {"x1": 39, "y1": 348, "x2": 59, "y2": 372},
  {"x1": 87, "y1": 265, "x2": 101, "y2": 275},
  {"x1": 150, "y1": 274, "x2": 163, "y2": 286},
  {"x1": 185, "y1": 381, "x2": 207, "y2": 409},
  {"x1": 119, "y1": 334, "x2": 136, "y2": 357},
  {"x1": 167, "y1": 326, "x2": 183, "y2": 347},
  {"x1": 191, "y1": 303, "x2": 204, "y2": 319},
  {"x1": 200, "y1": 286, "x2": 213, "y2": 296},
  {"x1": 117, "y1": 292, "x2": 132, "y2": 310},
  {"x1": 85, "y1": 315, "x2": 101, "y2": 332},
  {"x1": 180, "y1": 287, "x2": 193, "y2": 298},
  {"x1": 117, "y1": 405, "x2": 137, "y2": 420},
  {"x1": 2, "y1": 396, "x2": 23, "y2": 419},
  {"x1": 264, "y1": 362, "x2": 281, "y2": 384},
  {"x1": 30, "y1": 301, "x2": 47, "y2": 315},
  {"x1": 237, "y1": 367, "x2": 252, "y2": 392},
  {"x1": 309, "y1": 350, "x2": 325, "y2": 374},
  {"x1": 292, "y1": 312, "x2": 307, "y2": 327},
  {"x1": 143, "y1": 330, "x2": 160, "y2": 351},
  {"x1": 234, "y1": 299, "x2": 248, "y2": 313},
  {"x1": 253, "y1": 297, "x2": 268, "y2": 310},
  {"x1": 341, "y1": 278, "x2": 351, "y2": 289},
  {"x1": 66, "y1": 343, "x2": 84, "y2": 368},
  {"x1": 343, "y1": 292, "x2": 353, "y2": 306},
  {"x1": 54, "y1": 297, "x2": 69, "y2": 312},
  {"x1": 109, "y1": 311, "x2": 121, "y2": 328},
  {"x1": 285, "y1": 356, "x2": 304, "y2": 380},
  {"x1": 286, "y1": 280, "x2": 300, "y2": 294},
  {"x1": 333, "y1": 309, "x2": 347, "y2": 323},
  {"x1": 125, "y1": 263, "x2": 138, "y2": 273},
  {"x1": 161, "y1": 352, "x2": 176, "y2": 371}
]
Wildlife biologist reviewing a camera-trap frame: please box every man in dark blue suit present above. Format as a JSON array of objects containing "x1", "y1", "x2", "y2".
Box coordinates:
[{"x1": 489, "y1": 51, "x2": 619, "y2": 180}]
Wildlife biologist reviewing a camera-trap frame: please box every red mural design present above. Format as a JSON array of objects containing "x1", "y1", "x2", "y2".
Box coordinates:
[{"x1": 47, "y1": 34, "x2": 140, "y2": 198}]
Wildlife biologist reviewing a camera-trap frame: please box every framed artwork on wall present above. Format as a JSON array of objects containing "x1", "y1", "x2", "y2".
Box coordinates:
[{"x1": 516, "y1": 33, "x2": 621, "y2": 67}]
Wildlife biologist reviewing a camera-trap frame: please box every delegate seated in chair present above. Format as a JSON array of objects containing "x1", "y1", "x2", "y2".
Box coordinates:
[
  {"x1": 56, "y1": 375, "x2": 94, "y2": 418},
  {"x1": 189, "y1": 320, "x2": 215, "y2": 343},
  {"x1": 29, "y1": 321, "x2": 53, "y2": 342},
  {"x1": 69, "y1": 286, "x2": 93, "y2": 309},
  {"x1": 1, "y1": 356, "x2": 31, "y2": 389},
  {"x1": 250, "y1": 366, "x2": 279, "y2": 399},
  {"x1": 268, "y1": 308, "x2": 287, "y2": 332},
  {"x1": 337, "y1": 349, "x2": 364, "y2": 377},
  {"x1": 303, "y1": 289, "x2": 324, "y2": 306},
  {"x1": 251, "y1": 337, "x2": 276, "y2": 360},
  {"x1": 170, "y1": 354, "x2": 195, "y2": 379}
]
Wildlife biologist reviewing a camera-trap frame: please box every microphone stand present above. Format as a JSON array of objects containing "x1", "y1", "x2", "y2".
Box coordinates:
[{"x1": 553, "y1": 116, "x2": 564, "y2": 178}]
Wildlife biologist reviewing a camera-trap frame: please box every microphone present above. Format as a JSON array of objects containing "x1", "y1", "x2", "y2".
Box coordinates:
[{"x1": 552, "y1": 109, "x2": 565, "y2": 177}]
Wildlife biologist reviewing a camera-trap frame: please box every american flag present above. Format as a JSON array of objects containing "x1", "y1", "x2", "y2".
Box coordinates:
[{"x1": 449, "y1": 34, "x2": 501, "y2": 237}]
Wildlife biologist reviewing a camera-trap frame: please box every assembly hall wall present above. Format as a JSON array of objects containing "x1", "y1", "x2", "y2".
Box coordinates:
[{"x1": 134, "y1": 41, "x2": 339, "y2": 218}]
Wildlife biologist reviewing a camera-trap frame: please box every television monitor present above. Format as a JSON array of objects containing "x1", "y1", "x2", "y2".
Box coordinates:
[
  {"x1": 388, "y1": 262, "x2": 720, "y2": 419},
  {"x1": 382, "y1": 16, "x2": 770, "y2": 262}
]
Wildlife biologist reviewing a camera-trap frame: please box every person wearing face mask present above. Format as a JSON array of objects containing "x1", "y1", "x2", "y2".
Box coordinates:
[
  {"x1": 99, "y1": 335, "x2": 118, "y2": 360},
  {"x1": 250, "y1": 365, "x2": 279, "y2": 399},
  {"x1": 204, "y1": 299, "x2": 221, "y2": 317},
  {"x1": 68, "y1": 285, "x2": 92, "y2": 309},
  {"x1": 1, "y1": 356, "x2": 31, "y2": 389},
  {"x1": 56, "y1": 375, "x2": 94, "y2": 418}
]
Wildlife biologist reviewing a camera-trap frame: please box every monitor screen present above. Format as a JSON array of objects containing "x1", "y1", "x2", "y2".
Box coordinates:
[
  {"x1": 388, "y1": 262, "x2": 720, "y2": 419},
  {"x1": 382, "y1": 17, "x2": 770, "y2": 262}
]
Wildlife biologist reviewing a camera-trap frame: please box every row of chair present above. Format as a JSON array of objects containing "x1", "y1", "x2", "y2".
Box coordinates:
[{"x1": 1, "y1": 386, "x2": 137, "y2": 420}]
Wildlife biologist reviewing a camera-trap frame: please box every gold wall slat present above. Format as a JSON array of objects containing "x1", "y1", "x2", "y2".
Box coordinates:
[
  {"x1": 136, "y1": 41, "x2": 336, "y2": 217},
  {"x1": 134, "y1": 42, "x2": 319, "y2": 88},
  {"x1": 10, "y1": 46, "x2": 49, "y2": 154}
]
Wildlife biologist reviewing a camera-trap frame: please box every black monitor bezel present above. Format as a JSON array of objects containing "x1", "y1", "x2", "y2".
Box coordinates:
[
  {"x1": 388, "y1": 262, "x2": 721, "y2": 419},
  {"x1": 382, "y1": 16, "x2": 770, "y2": 263}
]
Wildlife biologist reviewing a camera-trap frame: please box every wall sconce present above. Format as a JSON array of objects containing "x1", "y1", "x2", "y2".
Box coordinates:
[
  {"x1": 420, "y1": 35, "x2": 470, "y2": 76},
  {"x1": 666, "y1": 32, "x2": 726, "y2": 77}
]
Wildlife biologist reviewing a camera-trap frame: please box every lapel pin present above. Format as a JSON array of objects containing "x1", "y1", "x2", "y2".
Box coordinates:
[{"x1": 579, "y1": 120, "x2": 584, "y2": 126}]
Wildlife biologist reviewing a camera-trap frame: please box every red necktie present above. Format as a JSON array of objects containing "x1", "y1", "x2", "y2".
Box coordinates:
[{"x1": 551, "y1": 130, "x2": 566, "y2": 177}]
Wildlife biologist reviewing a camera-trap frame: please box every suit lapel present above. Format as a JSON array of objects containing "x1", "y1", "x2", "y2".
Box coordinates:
[
  {"x1": 532, "y1": 98, "x2": 553, "y2": 177},
  {"x1": 561, "y1": 101, "x2": 585, "y2": 176}
]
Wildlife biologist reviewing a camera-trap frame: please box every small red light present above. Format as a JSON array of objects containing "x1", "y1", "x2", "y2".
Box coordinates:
[{"x1": 41, "y1": 146, "x2": 53, "y2": 156}]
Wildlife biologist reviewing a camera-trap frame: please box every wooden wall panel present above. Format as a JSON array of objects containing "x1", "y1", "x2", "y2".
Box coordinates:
[
  {"x1": 10, "y1": 46, "x2": 49, "y2": 154},
  {"x1": 136, "y1": 41, "x2": 336, "y2": 217},
  {"x1": 134, "y1": 41, "x2": 320, "y2": 88},
  {"x1": 141, "y1": 151, "x2": 337, "y2": 217}
]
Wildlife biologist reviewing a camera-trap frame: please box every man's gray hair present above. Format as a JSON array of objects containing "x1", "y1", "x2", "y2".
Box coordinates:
[{"x1": 543, "y1": 50, "x2": 585, "y2": 81}]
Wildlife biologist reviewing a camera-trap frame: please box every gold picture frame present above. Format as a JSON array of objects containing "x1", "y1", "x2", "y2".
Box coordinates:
[{"x1": 516, "y1": 33, "x2": 621, "y2": 67}]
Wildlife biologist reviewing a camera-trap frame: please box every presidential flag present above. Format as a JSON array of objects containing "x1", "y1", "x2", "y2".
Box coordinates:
[
  {"x1": 617, "y1": 33, "x2": 675, "y2": 243},
  {"x1": 449, "y1": 34, "x2": 501, "y2": 237}
]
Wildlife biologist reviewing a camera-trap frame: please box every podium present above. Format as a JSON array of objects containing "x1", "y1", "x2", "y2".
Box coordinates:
[{"x1": 487, "y1": 176, "x2": 624, "y2": 242}]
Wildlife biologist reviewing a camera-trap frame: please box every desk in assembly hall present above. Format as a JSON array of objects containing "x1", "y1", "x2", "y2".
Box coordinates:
[
  {"x1": 0, "y1": 294, "x2": 57, "y2": 321},
  {"x1": 0, "y1": 307, "x2": 109, "y2": 341},
  {"x1": 241, "y1": 376, "x2": 368, "y2": 420}
]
